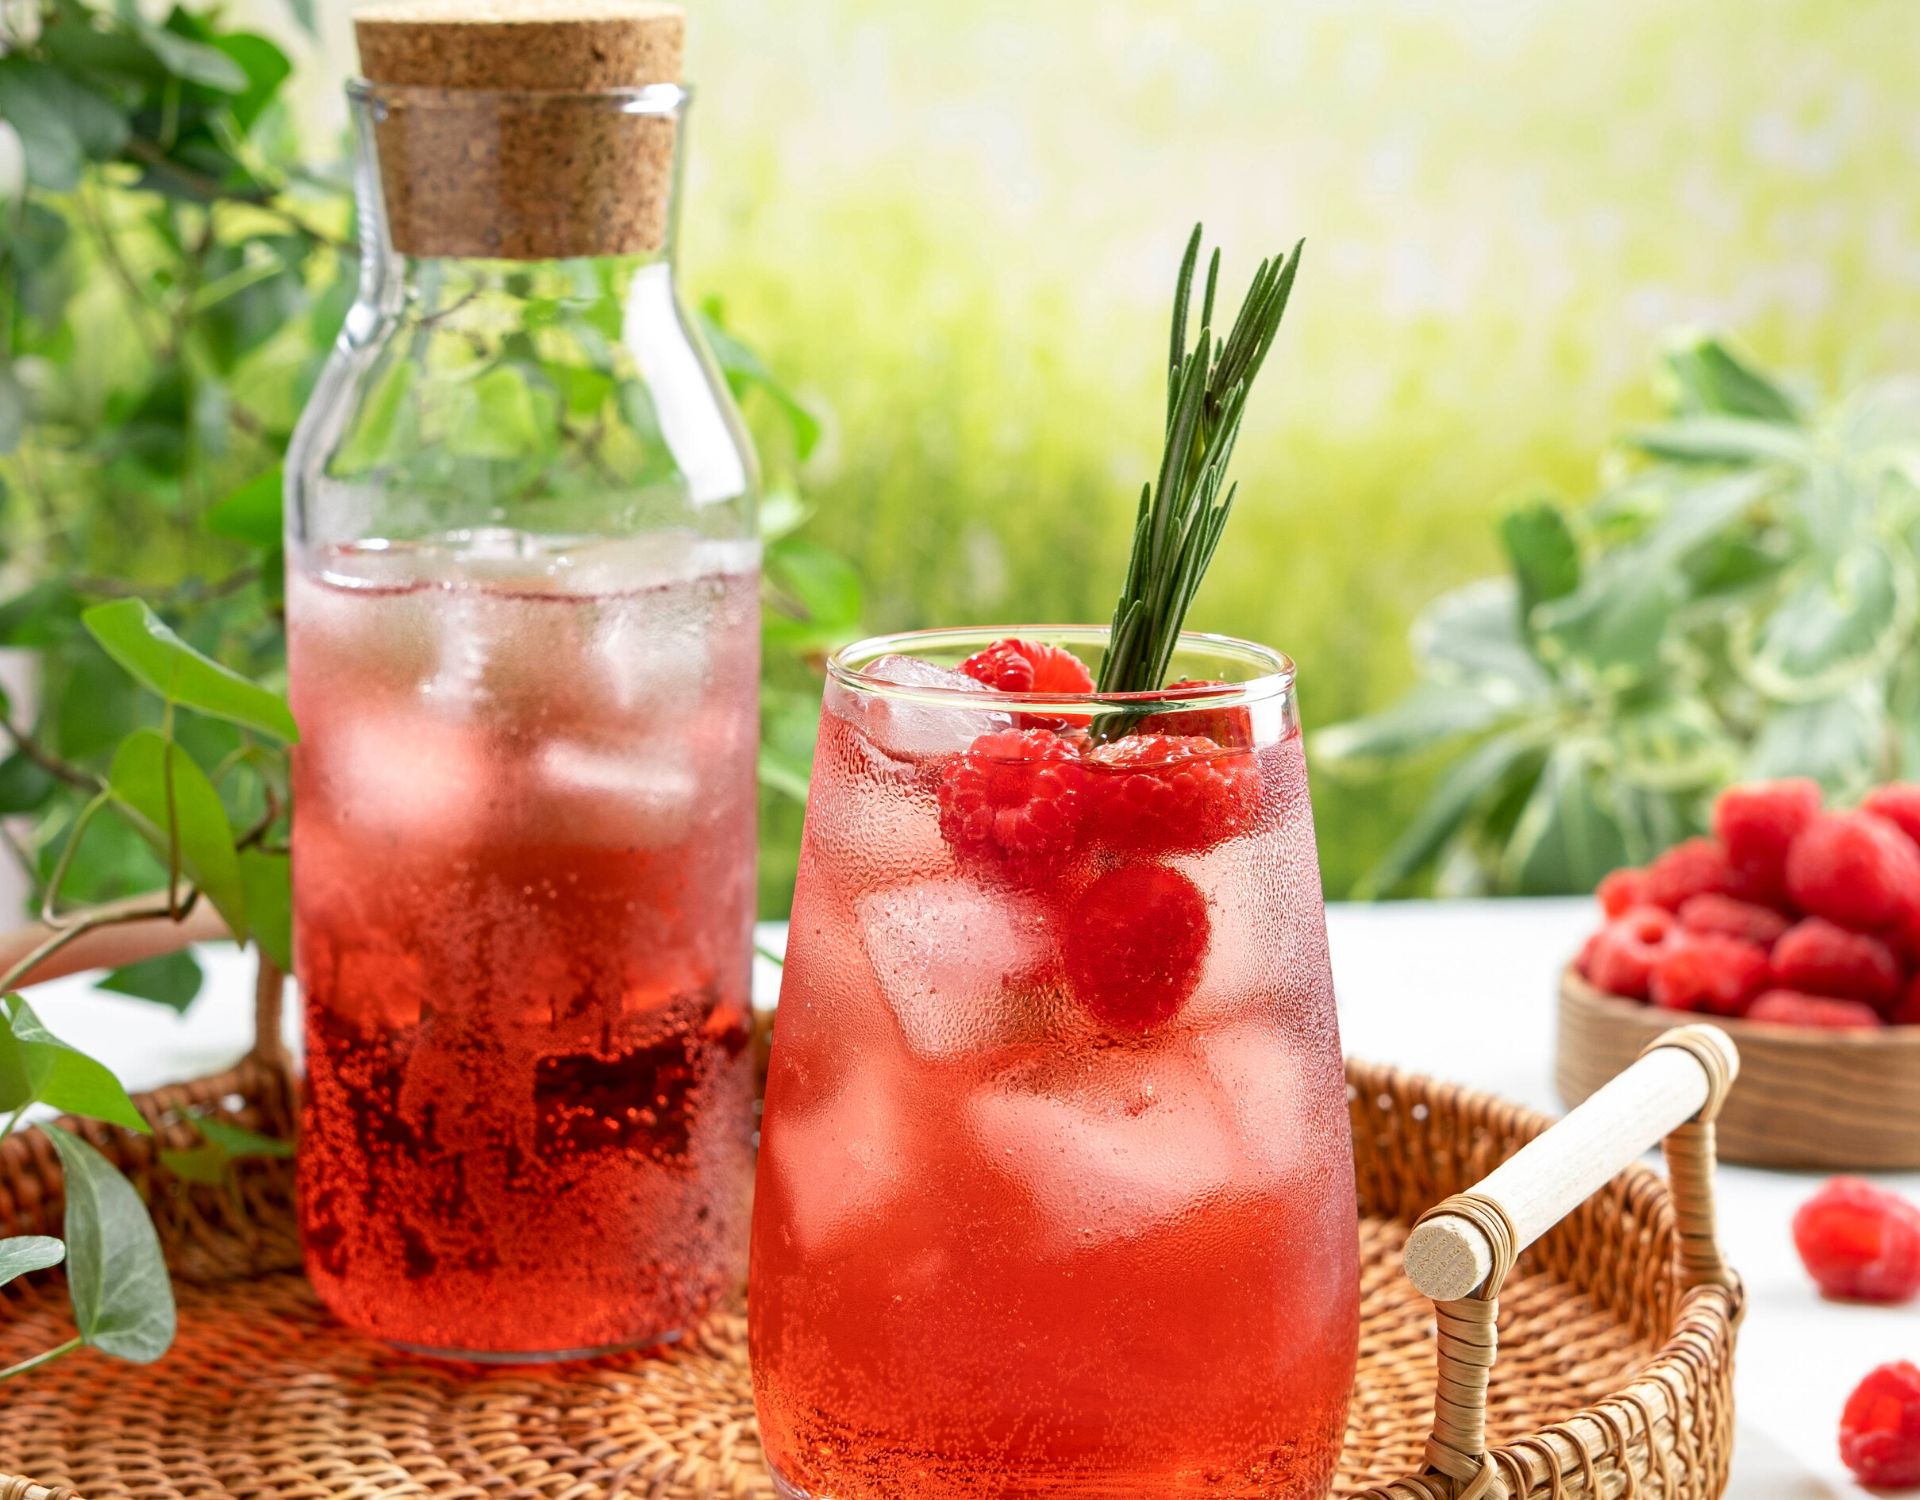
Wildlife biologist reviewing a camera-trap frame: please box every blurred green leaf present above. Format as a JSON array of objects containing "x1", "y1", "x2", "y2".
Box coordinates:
[
  {"x1": 451, "y1": 365, "x2": 550, "y2": 460},
  {"x1": 0, "y1": 1236, "x2": 65, "y2": 1289},
  {"x1": 1314, "y1": 681, "x2": 1513, "y2": 769},
  {"x1": 0, "y1": 754, "x2": 56, "y2": 815},
  {"x1": 1629, "y1": 417, "x2": 1814, "y2": 466},
  {"x1": 3, "y1": 997, "x2": 148, "y2": 1133},
  {"x1": 1738, "y1": 543, "x2": 1916, "y2": 702},
  {"x1": 1610, "y1": 698, "x2": 1739, "y2": 791},
  {"x1": 1409, "y1": 578, "x2": 1552, "y2": 700},
  {"x1": 84, "y1": 600, "x2": 297, "y2": 741},
  {"x1": 0, "y1": 362, "x2": 26, "y2": 455},
  {"x1": 765, "y1": 536, "x2": 862, "y2": 651},
  {"x1": 757, "y1": 744, "x2": 813, "y2": 803},
  {"x1": 1500, "y1": 499, "x2": 1580, "y2": 623},
  {"x1": 136, "y1": 19, "x2": 248, "y2": 92},
  {"x1": 237, "y1": 849, "x2": 291, "y2": 971},
  {"x1": 212, "y1": 33, "x2": 291, "y2": 130},
  {"x1": 205, "y1": 467, "x2": 283, "y2": 552},
  {"x1": 1353, "y1": 729, "x2": 1544, "y2": 898},
  {"x1": 1745, "y1": 683, "x2": 1889, "y2": 797},
  {"x1": 1500, "y1": 743, "x2": 1632, "y2": 895},
  {"x1": 156, "y1": 1144, "x2": 229, "y2": 1184},
  {"x1": 280, "y1": 0, "x2": 318, "y2": 37},
  {"x1": 700, "y1": 307, "x2": 822, "y2": 460},
  {"x1": 335, "y1": 358, "x2": 418, "y2": 472},
  {"x1": 192, "y1": 1116, "x2": 292, "y2": 1158},
  {"x1": 0, "y1": 60, "x2": 126, "y2": 190},
  {"x1": 96, "y1": 950, "x2": 204, "y2": 1013},
  {"x1": 106, "y1": 731, "x2": 249, "y2": 941},
  {"x1": 1662, "y1": 332, "x2": 1802, "y2": 423},
  {"x1": 41, "y1": 1124, "x2": 176, "y2": 1364}
]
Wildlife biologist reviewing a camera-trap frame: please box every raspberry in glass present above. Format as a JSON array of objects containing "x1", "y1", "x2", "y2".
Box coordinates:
[
  {"x1": 1647, "y1": 933, "x2": 1768, "y2": 1016},
  {"x1": 936, "y1": 728, "x2": 1087, "y2": 876},
  {"x1": 1841, "y1": 1362, "x2": 1920, "y2": 1488},
  {"x1": 1084, "y1": 733, "x2": 1260, "y2": 854},
  {"x1": 1063, "y1": 863, "x2": 1211, "y2": 1031},
  {"x1": 958, "y1": 637, "x2": 1096, "y2": 696},
  {"x1": 1144, "y1": 678, "x2": 1255, "y2": 747},
  {"x1": 1786, "y1": 810, "x2": 1920, "y2": 931},
  {"x1": 1794, "y1": 1177, "x2": 1920, "y2": 1303}
]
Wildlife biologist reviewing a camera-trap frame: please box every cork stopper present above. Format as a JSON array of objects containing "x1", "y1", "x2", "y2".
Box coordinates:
[{"x1": 353, "y1": 1, "x2": 686, "y2": 261}]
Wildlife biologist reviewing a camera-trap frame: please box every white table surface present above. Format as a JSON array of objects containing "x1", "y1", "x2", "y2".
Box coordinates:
[{"x1": 26, "y1": 896, "x2": 1912, "y2": 1497}]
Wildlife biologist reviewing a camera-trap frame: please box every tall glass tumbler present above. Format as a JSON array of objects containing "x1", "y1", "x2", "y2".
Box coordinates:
[{"x1": 750, "y1": 628, "x2": 1359, "y2": 1498}]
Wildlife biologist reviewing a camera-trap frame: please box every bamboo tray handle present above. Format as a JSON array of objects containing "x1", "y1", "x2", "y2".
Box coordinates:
[{"x1": 1398, "y1": 1024, "x2": 1740, "y2": 1500}]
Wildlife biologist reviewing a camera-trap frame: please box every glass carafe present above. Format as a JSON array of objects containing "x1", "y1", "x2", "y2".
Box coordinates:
[{"x1": 285, "y1": 41, "x2": 759, "y2": 1359}]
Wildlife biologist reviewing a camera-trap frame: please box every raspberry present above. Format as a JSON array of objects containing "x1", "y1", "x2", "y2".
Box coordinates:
[
  {"x1": 1642, "y1": 838, "x2": 1739, "y2": 910},
  {"x1": 1597, "y1": 867, "x2": 1649, "y2": 918},
  {"x1": 1771, "y1": 918, "x2": 1902, "y2": 1008},
  {"x1": 1677, "y1": 893, "x2": 1789, "y2": 947},
  {"x1": 1143, "y1": 679, "x2": 1254, "y2": 748},
  {"x1": 1894, "y1": 975, "x2": 1920, "y2": 1027},
  {"x1": 1083, "y1": 733, "x2": 1259, "y2": 854},
  {"x1": 936, "y1": 729, "x2": 1086, "y2": 875},
  {"x1": 1714, "y1": 778, "x2": 1821, "y2": 887},
  {"x1": 1063, "y1": 864, "x2": 1210, "y2": 1030},
  {"x1": 1786, "y1": 811, "x2": 1920, "y2": 931},
  {"x1": 1794, "y1": 1178, "x2": 1920, "y2": 1303},
  {"x1": 957, "y1": 638, "x2": 1095, "y2": 696},
  {"x1": 1865, "y1": 784, "x2": 1920, "y2": 849},
  {"x1": 1842, "y1": 1362, "x2": 1920, "y2": 1488},
  {"x1": 1580, "y1": 906, "x2": 1675, "y2": 999},
  {"x1": 1647, "y1": 933, "x2": 1769, "y2": 1016},
  {"x1": 1747, "y1": 991, "x2": 1884, "y2": 1031}
]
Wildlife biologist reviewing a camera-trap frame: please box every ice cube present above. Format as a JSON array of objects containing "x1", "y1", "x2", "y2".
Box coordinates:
[
  {"x1": 1189, "y1": 1021, "x2": 1313, "y2": 1185},
  {"x1": 855, "y1": 654, "x2": 1010, "y2": 757},
  {"x1": 767, "y1": 1067, "x2": 921, "y2": 1263},
  {"x1": 965, "y1": 1045, "x2": 1238, "y2": 1255},
  {"x1": 859, "y1": 880, "x2": 1057, "y2": 1061},
  {"x1": 315, "y1": 709, "x2": 494, "y2": 843},
  {"x1": 536, "y1": 738, "x2": 700, "y2": 850}
]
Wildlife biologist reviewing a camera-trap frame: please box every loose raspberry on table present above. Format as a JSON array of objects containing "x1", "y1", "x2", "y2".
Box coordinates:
[
  {"x1": 1747, "y1": 991, "x2": 1885, "y2": 1031},
  {"x1": 1597, "y1": 867, "x2": 1650, "y2": 919},
  {"x1": 1841, "y1": 1361, "x2": 1920, "y2": 1489},
  {"x1": 1647, "y1": 933, "x2": 1769, "y2": 1016},
  {"x1": 1084, "y1": 733, "x2": 1260, "y2": 854},
  {"x1": 936, "y1": 729, "x2": 1086, "y2": 875},
  {"x1": 957, "y1": 638, "x2": 1096, "y2": 696},
  {"x1": 1643, "y1": 837, "x2": 1739, "y2": 910},
  {"x1": 1794, "y1": 1177, "x2": 1920, "y2": 1303},
  {"x1": 1865, "y1": 784, "x2": 1920, "y2": 850},
  {"x1": 1713, "y1": 778, "x2": 1821, "y2": 887},
  {"x1": 1063, "y1": 863, "x2": 1210, "y2": 1031},
  {"x1": 1786, "y1": 810, "x2": 1920, "y2": 931},
  {"x1": 1580, "y1": 905, "x2": 1676, "y2": 1000},
  {"x1": 1771, "y1": 918, "x2": 1903, "y2": 1009},
  {"x1": 1677, "y1": 893, "x2": 1790, "y2": 948},
  {"x1": 1143, "y1": 678, "x2": 1255, "y2": 748}
]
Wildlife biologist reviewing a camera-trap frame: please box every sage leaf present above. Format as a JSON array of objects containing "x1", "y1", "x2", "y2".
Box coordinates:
[
  {"x1": 1409, "y1": 578, "x2": 1553, "y2": 700},
  {"x1": 1629, "y1": 417, "x2": 1814, "y2": 466},
  {"x1": 1663, "y1": 333, "x2": 1802, "y2": 423},
  {"x1": 97, "y1": 951, "x2": 204, "y2": 1014},
  {"x1": 1354, "y1": 729, "x2": 1544, "y2": 898},
  {"x1": 5, "y1": 997, "x2": 149, "y2": 1133},
  {"x1": 1738, "y1": 544, "x2": 1916, "y2": 703},
  {"x1": 0, "y1": 1235, "x2": 64, "y2": 1289},
  {"x1": 1314, "y1": 682, "x2": 1512, "y2": 770},
  {"x1": 1500, "y1": 743, "x2": 1632, "y2": 896},
  {"x1": 1500, "y1": 499, "x2": 1580, "y2": 623},
  {"x1": 83, "y1": 600, "x2": 297, "y2": 742},
  {"x1": 106, "y1": 731, "x2": 250, "y2": 942},
  {"x1": 40, "y1": 1125, "x2": 175, "y2": 1364}
]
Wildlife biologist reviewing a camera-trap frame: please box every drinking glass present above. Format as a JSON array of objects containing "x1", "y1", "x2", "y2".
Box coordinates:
[{"x1": 750, "y1": 627, "x2": 1359, "y2": 1498}]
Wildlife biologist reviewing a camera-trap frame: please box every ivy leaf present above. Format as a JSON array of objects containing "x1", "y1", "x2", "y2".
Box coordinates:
[
  {"x1": 4, "y1": 997, "x2": 149, "y2": 1133},
  {"x1": 192, "y1": 1116, "x2": 293, "y2": 1159},
  {"x1": 237, "y1": 849, "x2": 291, "y2": 972},
  {"x1": 40, "y1": 1124, "x2": 176, "y2": 1364},
  {"x1": 213, "y1": 34, "x2": 292, "y2": 131},
  {"x1": 106, "y1": 731, "x2": 249, "y2": 943},
  {"x1": 97, "y1": 951, "x2": 204, "y2": 1014},
  {"x1": 205, "y1": 467, "x2": 284, "y2": 552},
  {"x1": 0, "y1": 1235, "x2": 65, "y2": 1289},
  {"x1": 83, "y1": 599, "x2": 297, "y2": 741},
  {"x1": 450, "y1": 365, "x2": 549, "y2": 460}
]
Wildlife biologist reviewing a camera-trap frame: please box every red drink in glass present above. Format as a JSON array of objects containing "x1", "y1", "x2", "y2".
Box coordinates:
[
  {"x1": 289, "y1": 531, "x2": 759, "y2": 1357},
  {"x1": 750, "y1": 628, "x2": 1359, "y2": 1498}
]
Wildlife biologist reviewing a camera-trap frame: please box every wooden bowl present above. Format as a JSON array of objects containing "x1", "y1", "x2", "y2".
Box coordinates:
[{"x1": 1558, "y1": 966, "x2": 1920, "y2": 1170}]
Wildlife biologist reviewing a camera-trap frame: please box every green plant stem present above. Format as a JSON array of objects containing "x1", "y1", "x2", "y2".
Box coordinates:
[
  {"x1": 0, "y1": 711, "x2": 96, "y2": 792},
  {"x1": 0, "y1": 1337, "x2": 82, "y2": 1381}
]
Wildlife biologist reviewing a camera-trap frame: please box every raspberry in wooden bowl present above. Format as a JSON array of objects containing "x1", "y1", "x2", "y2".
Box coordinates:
[{"x1": 1557, "y1": 778, "x2": 1920, "y2": 1170}]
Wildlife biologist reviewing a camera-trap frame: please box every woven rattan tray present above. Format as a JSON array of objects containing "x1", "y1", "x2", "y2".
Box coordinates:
[{"x1": 0, "y1": 985, "x2": 1742, "y2": 1500}]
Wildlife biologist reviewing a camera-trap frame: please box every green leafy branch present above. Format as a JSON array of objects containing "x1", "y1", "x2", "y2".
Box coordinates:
[{"x1": 1317, "y1": 331, "x2": 1920, "y2": 897}]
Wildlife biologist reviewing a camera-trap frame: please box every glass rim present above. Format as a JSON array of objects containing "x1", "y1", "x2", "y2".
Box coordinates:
[
  {"x1": 346, "y1": 78, "x2": 690, "y2": 114},
  {"x1": 828, "y1": 626, "x2": 1296, "y2": 715}
]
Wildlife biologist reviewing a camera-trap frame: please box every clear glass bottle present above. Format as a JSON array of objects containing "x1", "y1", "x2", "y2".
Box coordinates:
[{"x1": 284, "y1": 6, "x2": 759, "y2": 1360}]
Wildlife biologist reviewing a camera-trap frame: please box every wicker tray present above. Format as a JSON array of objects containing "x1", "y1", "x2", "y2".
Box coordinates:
[
  {"x1": 1559, "y1": 965, "x2": 1920, "y2": 1170},
  {"x1": 0, "y1": 991, "x2": 1742, "y2": 1500}
]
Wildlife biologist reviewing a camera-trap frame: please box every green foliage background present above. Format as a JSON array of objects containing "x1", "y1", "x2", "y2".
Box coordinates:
[{"x1": 16, "y1": 0, "x2": 1920, "y2": 912}]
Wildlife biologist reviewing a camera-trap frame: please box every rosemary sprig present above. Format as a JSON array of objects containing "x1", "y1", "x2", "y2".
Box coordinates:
[{"x1": 1096, "y1": 225, "x2": 1303, "y2": 700}]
